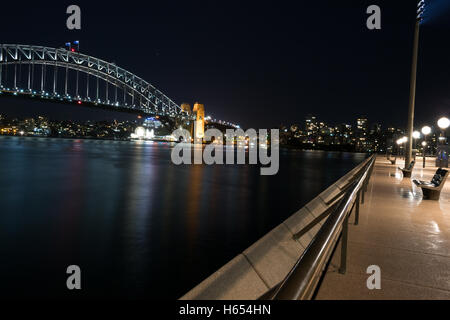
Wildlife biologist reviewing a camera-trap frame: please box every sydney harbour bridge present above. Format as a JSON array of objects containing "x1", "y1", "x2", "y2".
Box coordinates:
[{"x1": 0, "y1": 44, "x2": 238, "y2": 137}]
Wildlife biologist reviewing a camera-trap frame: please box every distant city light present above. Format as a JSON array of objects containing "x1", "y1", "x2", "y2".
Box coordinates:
[{"x1": 135, "y1": 127, "x2": 145, "y2": 138}]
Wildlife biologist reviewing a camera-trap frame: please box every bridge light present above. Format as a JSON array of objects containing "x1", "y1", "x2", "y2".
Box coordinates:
[{"x1": 73, "y1": 41, "x2": 80, "y2": 52}]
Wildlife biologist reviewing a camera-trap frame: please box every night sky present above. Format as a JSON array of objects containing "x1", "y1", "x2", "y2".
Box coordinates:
[{"x1": 1, "y1": 0, "x2": 449, "y2": 129}]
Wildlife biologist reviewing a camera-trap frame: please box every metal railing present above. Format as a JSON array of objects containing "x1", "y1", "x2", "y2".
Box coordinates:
[{"x1": 271, "y1": 155, "x2": 376, "y2": 300}]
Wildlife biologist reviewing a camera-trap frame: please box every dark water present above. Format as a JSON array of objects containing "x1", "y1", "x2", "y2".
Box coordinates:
[{"x1": 0, "y1": 137, "x2": 366, "y2": 299}]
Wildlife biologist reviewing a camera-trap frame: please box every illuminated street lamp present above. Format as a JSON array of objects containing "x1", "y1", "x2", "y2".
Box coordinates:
[
  {"x1": 421, "y1": 140, "x2": 427, "y2": 168},
  {"x1": 396, "y1": 138, "x2": 402, "y2": 158},
  {"x1": 421, "y1": 126, "x2": 431, "y2": 168},
  {"x1": 437, "y1": 117, "x2": 449, "y2": 144},
  {"x1": 405, "y1": 0, "x2": 426, "y2": 167},
  {"x1": 421, "y1": 125, "x2": 431, "y2": 136},
  {"x1": 396, "y1": 137, "x2": 407, "y2": 159},
  {"x1": 402, "y1": 137, "x2": 408, "y2": 159},
  {"x1": 412, "y1": 130, "x2": 420, "y2": 159},
  {"x1": 437, "y1": 117, "x2": 450, "y2": 130}
]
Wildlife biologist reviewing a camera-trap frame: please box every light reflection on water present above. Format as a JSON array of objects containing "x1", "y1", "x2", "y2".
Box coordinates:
[{"x1": 0, "y1": 137, "x2": 366, "y2": 299}]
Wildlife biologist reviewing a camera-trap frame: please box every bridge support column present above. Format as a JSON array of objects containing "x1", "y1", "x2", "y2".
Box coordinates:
[
  {"x1": 76, "y1": 70, "x2": 79, "y2": 97},
  {"x1": 14, "y1": 64, "x2": 17, "y2": 89},
  {"x1": 96, "y1": 77, "x2": 99, "y2": 101},
  {"x1": 53, "y1": 64, "x2": 57, "y2": 94},
  {"x1": 28, "y1": 64, "x2": 31, "y2": 90},
  {"x1": 31, "y1": 64, "x2": 34, "y2": 91},
  {"x1": 18, "y1": 59, "x2": 22, "y2": 89},
  {"x1": 115, "y1": 82, "x2": 118, "y2": 103},
  {"x1": 41, "y1": 64, "x2": 45, "y2": 92},
  {"x1": 106, "y1": 81, "x2": 109, "y2": 103},
  {"x1": 65, "y1": 66, "x2": 68, "y2": 96},
  {"x1": 18, "y1": 56, "x2": 22, "y2": 88},
  {"x1": 4, "y1": 58, "x2": 7, "y2": 88}
]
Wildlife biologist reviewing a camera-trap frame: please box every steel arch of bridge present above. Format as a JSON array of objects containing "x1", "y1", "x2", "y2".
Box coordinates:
[{"x1": 0, "y1": 44, "x2": 182, "y2": 116}]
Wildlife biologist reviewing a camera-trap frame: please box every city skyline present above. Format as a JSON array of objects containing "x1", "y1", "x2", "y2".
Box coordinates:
[
  {"x1": 1, "y1": 111, "x2": 446, "y2": 156},
  {"x1": 1, "y1": 1, "x2": 450, "y2": 129}
]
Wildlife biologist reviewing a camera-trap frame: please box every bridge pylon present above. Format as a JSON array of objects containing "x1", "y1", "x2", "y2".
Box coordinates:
[{"x1": 192, "y1": 102, "x2": 205, "y2": 142}]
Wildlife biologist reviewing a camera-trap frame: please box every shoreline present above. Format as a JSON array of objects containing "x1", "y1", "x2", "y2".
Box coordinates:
[{"x1": 0, "y1": 135, "x2": 175, "y2": 144}]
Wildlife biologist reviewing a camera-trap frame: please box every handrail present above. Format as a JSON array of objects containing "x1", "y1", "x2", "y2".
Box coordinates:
[{"x1": 272, "y1": 155, "x2": 376, "y2": 300}]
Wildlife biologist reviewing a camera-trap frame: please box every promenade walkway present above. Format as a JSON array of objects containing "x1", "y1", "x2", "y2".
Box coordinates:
[{"x1": 316, "y1": 155, "x2": 450, "y2": 299}]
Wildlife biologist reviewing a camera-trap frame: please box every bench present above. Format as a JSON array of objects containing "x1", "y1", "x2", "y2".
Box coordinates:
[
  {"x1": 413, "y1": 168, "x2": 449, "y2": 200},
  {"x1": 399, "y1": 160, "x2": 415, "y2": 178}
]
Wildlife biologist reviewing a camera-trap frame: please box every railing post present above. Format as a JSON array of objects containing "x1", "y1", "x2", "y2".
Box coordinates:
[
  {"x1": 355, "y1": 191, "x2": 360, "y2": 225},
  {"x1": 339, "y1": 216, "x2": 349, "y2": 274},
  {"x1": 361, "y1": 182, "x2": 365, "y2": 204}
]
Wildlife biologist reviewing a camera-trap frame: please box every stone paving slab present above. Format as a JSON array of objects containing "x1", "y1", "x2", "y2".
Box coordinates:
[{"x1": 317, "y1": 268, "x2": 450, "y2": 300}]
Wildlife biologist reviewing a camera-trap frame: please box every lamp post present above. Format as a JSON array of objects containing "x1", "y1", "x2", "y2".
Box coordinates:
[
  {"x1": 413, "y1": 130, "x2": 420, "y2": 160},
  {"x1": 421, "y1": 125, "x2": 431, "y2": 168},
  {"x1": 405, "y1": 1, "x2": 425, "y2": 168},
  {"x1": 437, "y1": 117, "x2": 449, "y2": 144},
  {"x1": 396, "y1": 138, "x2": 403, "y2": 159},
  {"x1": 397, "y1": 137, "x2": 407, "y2": 160},
  {"x1": 421, "y1": 141, "x2": 427, "y2": 168}
]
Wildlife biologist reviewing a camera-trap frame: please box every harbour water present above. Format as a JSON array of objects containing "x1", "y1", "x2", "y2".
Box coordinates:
[{"x1": 0, "y1": 137, "x2": 366, "y2": 299}]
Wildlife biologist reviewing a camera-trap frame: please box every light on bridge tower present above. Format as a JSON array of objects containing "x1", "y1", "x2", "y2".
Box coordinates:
[
  {"x1": 181, "y1": 103, "x2": 191, "y2": 115},
  {"x1": 193, "y1": 102, "x2": 205, "y2": 142}
]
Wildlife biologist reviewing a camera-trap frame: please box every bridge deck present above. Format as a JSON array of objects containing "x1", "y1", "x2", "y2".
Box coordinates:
[{"x1": 316, "y1": 156, "x2": 450, "y2": 299}]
